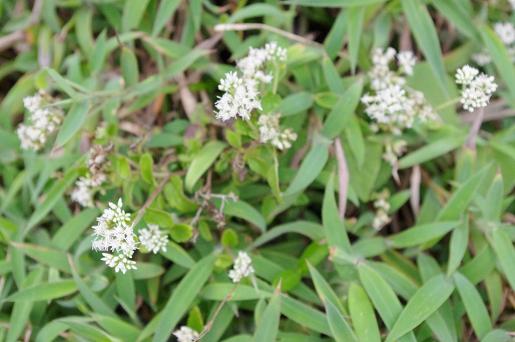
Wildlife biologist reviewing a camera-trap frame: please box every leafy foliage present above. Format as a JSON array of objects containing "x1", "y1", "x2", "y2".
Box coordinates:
[{"x1": 0, "y1": 1, "x2": 514, "y2": 341}]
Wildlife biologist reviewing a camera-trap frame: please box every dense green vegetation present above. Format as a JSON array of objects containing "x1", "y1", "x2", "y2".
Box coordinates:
[{"x1": 0, "y1": 0, "x2": 514, "y2": 341}]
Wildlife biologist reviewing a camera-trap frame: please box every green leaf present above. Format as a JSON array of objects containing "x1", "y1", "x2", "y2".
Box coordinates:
[
  {"x1": 398, "y1": 135, "x2": 465, "y2": 169},
  {"x1": 143, "y1": 208, "x2": 174, "y2": 228},
  {"x1": 122, "y1": 0, "x2": 151, "y2": 32},
  {"x1": 358, "y1": 264, "x2": 417, "y2": 342},
  {"x1": 389, "y1": 221, "x2": 460, "y2": 248},
  {"x1": 483, "y1": 173, "x2": 504, "y2": 221},
  {"x1": 201, "y1": 283, "x2": 269, "y2": 301},
  {"x1": 386, "y1": 275, "x2": 455, "y2": 342},
  {"x1": 55, "y1": 100, "x2": 90, "y2": 147},
  {"x1": 431, "y1": 0, "x2": 478, "y2": 39},
  {"x1": 490, "y1": 227, "x2": 515, "y2": 291},
  {"x1": 132, "y1": 262, "x2": 164, "y2": 279},
  {"x1": 322, "y1": 80, "x2": 363, "y2": 139},
  {"x1": 348, "y1": 283, "x2": 381, "y2": 342},
  {"x1": 324, "y1": 10, "x2": 347, "y2": 59},
  {"x1": 51, "y1": 208, "x2": 98, "y2": 250},
  {"x1": 250, "y1": 221, "x2": 324, "y2": 249},
  {"x1": 281, "y1": 295, "x2": 331, "y2": 336},
  {"x1": 347, "y1": 6, "x2": 365, "y2": 73},
  {"x1": 161, "y1": 241, "x2": 195, "y2": 268},
  {"x1": 139, "y1": 153, "x2": 155, "y2": 184},
  {"x1": 284, "y1": 137, "x2": 330, "y2": 196},
  {"x1": 436, "y1": 165, "x2": 490, "y2": 221},
  {"x1": 325, "y1": 299, "x2": 357, "y2": 342},
  {"x1": 283, "y1": 0, "x2": 387, "y2": 7},
  {"x1": 447, "y1": 220, "x2": 469, "y2": 275},
  {"x1": 69, "y1": 256, "x2": 115, "y2": 317},
  {"x1": 254, "y1": 289, "x2": 281, "y2": 342},
  {"x1": 152, "y1": 0, "x2": 181, "y2": 36},
  {"x1": 222, "y1": 200, "x2": 267, "y2": 232},
  {"x1": 481, "y1": 329, "x2": 511, "y2": 342},
  {"x1": 26, "y1": 168, "x2": 79, "y2": 232},
  {"x1": 229, "y1": 3, "x2": 287, "y2": 24},
  {"x1": 307, "y1": 263, "x2": 345, "y2": 314},
  {"x1": 185, "y1": 141, "x2": 226, "y2": 191},
  {"x1": 93, "y1": 315, "x2": 140, "y2": 341},
  {"x1": 121, "y1": 48, "x2": 139, "y2": 87},
  {"x1": 453, "y1": 272, "x2": 492, "y2": 339},
  {"x1": 12, "y1": 242, "x2": 70, "y2": 273},
  {"x1": 480, "y1": 25, "x2": 515, "y2": 100},
  {"x1": 169, "y1": 223, "x2": 193, "y2": 243},
  {"x1": 7, "y1": 268, "x2": 44, "y2": 342},
  {"x1": 279, "y1": 92, "x2": 313, "y2": 116},
  {"x1": 322, "y1": 174, "x2": 351, "y2": 252},
  {"x1": 6, "y1": 280, "x2": 77, "y2": 302},
  {"x1": 400, "y1": 0, "x2": 448, "y2": 96},
  {"x1": 152, "y1": 255, "x2": 215, "y2": 342}
]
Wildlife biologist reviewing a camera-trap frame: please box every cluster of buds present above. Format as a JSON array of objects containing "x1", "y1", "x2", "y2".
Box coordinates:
[
  {"x1": 173, "y1": 326, "x2": 200, "y2": 342},
  {"x1": 17, "y1": 91, "x2": 64, "y2": 151},
  {"x1": 455, "y1": 65, "x2": 497, "y2": 112},
  {"x1": 228, "y1": 251, "x2": 255, "y2": 283},
  {"x1": 372, "y1": 189, "x2": 391, "y2": 230},
  {"x1": 215, "y1": 42, "x2": 287, "y2": 121},
  {"x1": 91, "y1": 199, "x2": 170, "y2": 273},
  {"x1": 70, "y1": 145, "x2": 112, "y2": 207},
  {"x1": 361, "y1": 48, "x2": 437, "y2": 135},
  {"x1": 258, "y1": 113, "x2": 297, "y2": 150},
  {"x1": 383, "y1": 140, "x2": 407, "y2": 167},
  {"x1": 92, "y1": 199, "x2": 137, "y2": 273}
]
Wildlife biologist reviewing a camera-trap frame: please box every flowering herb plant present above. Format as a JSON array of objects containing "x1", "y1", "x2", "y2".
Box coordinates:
[{"x1": 1, "y1": 1, "x2": 514, "y2": 342}]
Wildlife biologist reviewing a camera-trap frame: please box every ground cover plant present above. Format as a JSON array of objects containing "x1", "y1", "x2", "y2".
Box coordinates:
[{"x1": 0, "y1": 0, "x2": 514, "y2": 341}]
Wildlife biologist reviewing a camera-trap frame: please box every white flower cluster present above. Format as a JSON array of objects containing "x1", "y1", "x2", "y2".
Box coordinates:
[
  {"x1": 17, "y1": 92, "x2": 64, "y2": 151},
  {"x1": 70, "y1": 174, "x2": 106, "y2": 207},
  {"x1": 228, "y1": 251, "x2": 254, "y2": 283},
  {"x1": 258, "y1": 113, "x2": 297, "y2": 150},
  {"x1": 473, "y1": 22, "x2": 515, "y2": 66},
  {"x1": 372, "y1": 190, "x2": 391, "y2": 230},
  {"x1": 71, "y1": 145, "x2": 109, "y2": 207},
  {"x1": 173, "y1": 326, "x2": 199, "y2": 342},
  {"x1": 92, "y1": 199, "x2": 137, "y2": 273},
  {"x1": 215, "y1": 42, "x2": 287, "y2": 121},
  {"x1": 138, "y1": 224, "x2": 169, "y2": 254},
  {"x1": 383, "y1": 140, "x2": 407, "y2": 167},
  {"x1": 455, "y1": 65, "x2": 497, "y2": 112},
  {"x1": 361, "y1": 48, "x2": 437, "y2": 135}
]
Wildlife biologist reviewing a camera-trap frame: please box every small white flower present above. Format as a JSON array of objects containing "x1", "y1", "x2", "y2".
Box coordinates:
[
  {"x1": 71, "y1": 177, "x2": 95, "y2": 207},
  {"x1": 383, "y1": 140, "x2": 407, "y2": 166},
  {"x1": 372, "y1": 190, "x2": 391, "y2": 230},
  {"x1": 17, "y1": 92, "x2": 64, "y2": 151},
  {"x1": 362, "y1": 48, "x2": 436, "y2": 134},
  {"x1": 92, "y1": 199, "x2": 137, "y2": 268},
  {"x1": 215, "y1": 42, "x2": 287, "y2": 122},
  {"x1": 228, "y1": 251, "x2": 254, "y2": 283},
  {"x1": 215, "y1": 76, "x2": 261, "y2": 121},
  {"x1": 455, "y1": 65, "x2": 479, "y2": 85},
  {"x1": 257, "y1": 113, "x2": 297, "y2": 150},
  {"x1": 494, "y1": 22, "x2": 515, "y2": 45},
  {"x1": 138, "y1": 224, "x2": 169, "y2": 254},
  {"x1": 472, "y1": 51, "x2": 492, "y2": 66},
  {"x1": 173, "y1": 326, "x2": 200, "y2": 342},
  {"x1": 455, "y1": 65, "x2": 497, "y2": 112},
  {"x1": 397, "y1": 51, "x2": 416, "y2": 75},
  {"x1": 101, "y1": 253, "x2": 137, "y2": 274},
  {"x1": 23, "y1": 93, "x2": 43, "y2": 112}
]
